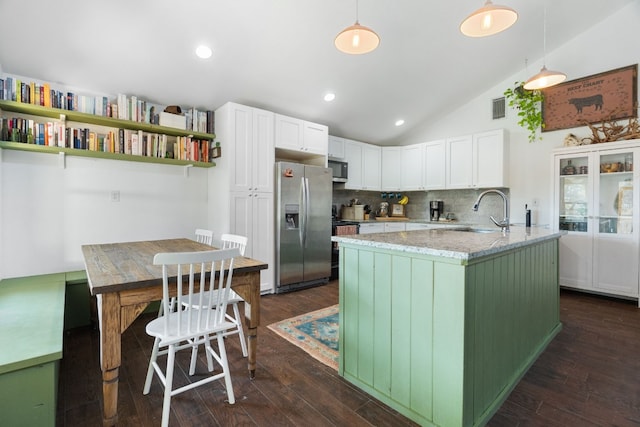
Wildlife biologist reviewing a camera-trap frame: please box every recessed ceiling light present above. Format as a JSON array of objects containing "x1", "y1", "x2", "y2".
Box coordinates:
[
  {"x1": 324, "y1": 93, "x2": 336, "y2": 102},
  {"x1": 395, "y1": 119, "x2": 405, "y2": 127},
  {"x1": 195, "y1": 45, "x2": 212, "y2": 59}
]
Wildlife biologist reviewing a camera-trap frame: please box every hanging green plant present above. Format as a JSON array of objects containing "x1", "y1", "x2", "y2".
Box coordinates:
[{"x1": 503, "y1": 82, "x2": 544, "y2": 143}]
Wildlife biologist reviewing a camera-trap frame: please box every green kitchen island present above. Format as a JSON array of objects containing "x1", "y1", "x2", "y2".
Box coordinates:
[{"x1": 332, "y1": 226, "x2": 565, "y2": 427}]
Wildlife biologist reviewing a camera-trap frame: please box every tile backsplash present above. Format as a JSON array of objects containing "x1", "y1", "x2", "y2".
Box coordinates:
[{"x1": 333, "y1": 187, "x2": 510, "y2": 227}]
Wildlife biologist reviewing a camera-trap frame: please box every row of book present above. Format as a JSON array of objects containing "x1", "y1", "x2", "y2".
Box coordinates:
[
  {"x1": 1, "y1": 116, "x2": 213, "y2": 162},
  {"x1": 0, "y1": 76, "x2": 215, "y2": 134}
]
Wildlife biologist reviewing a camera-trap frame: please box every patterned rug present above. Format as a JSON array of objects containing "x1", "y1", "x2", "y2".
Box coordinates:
[{"x1": 267, "y1": 304, "x2": 338, "y2": 370}]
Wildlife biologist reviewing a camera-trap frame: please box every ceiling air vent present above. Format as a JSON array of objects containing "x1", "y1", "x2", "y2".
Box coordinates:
[{"x1": 492, "y1": 97, "x2": 506, "y2": 119}]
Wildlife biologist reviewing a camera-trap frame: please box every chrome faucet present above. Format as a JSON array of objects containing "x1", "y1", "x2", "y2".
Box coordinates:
[{"x1": 472, "y1": 189, "x2": 510, "y2": 232}]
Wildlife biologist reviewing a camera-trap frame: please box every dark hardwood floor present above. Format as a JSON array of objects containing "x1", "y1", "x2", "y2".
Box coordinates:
[{"x1": 57, "y1": 282, "x2": 640, "y2": 426}]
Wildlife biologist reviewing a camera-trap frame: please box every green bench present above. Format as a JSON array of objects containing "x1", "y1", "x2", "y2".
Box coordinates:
[{"x1": 0, "y1": 271, "x2": 89, "y2": 427}]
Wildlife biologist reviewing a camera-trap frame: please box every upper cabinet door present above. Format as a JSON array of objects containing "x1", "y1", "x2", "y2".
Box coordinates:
[
  {"x1": 343, "y1": 139, "x2": 363, "y2": 190},
  {"x1": 252, "y1": 108, "x2": 275, "y2": 193},
  {"x1": 361, "y1": 144, "x2": 381, "y2": 191},
  {"x1": 303, "y1": 121, "x2": 328, "y2": 155},
  {"x1": 446, "y1": 130, "x2": 507, "y2": 189},
  {"x1": 274, "y1": 114, "x2": 328, "y2": 157},
  {"x1": 446, "y1": 135, "x2": 473, "y2": 189},
  {"x1": 274, "y1": 114, "x2": 303, "y2": 151},
  {"x1": 381, "y1": 146, "x2": 402, "y2": 191},
  {"x1": 401, "y1": 143, "x2": 425, "y2": 191},
  {"x1": 473, "y1": 129, "x2": 508, "y2": 188},
  {"x1": 423, "y1": 139, "x2": 446, "y2": 190},
  {"x1": 226, "y1": 103, "x2": 253, "y2": 192},
  {"x1": 221, "y1": 103, "x2": 274, "y2": 193},
  {"x1": 328, "y1": 135, "x2": 345, "y2": 159}
]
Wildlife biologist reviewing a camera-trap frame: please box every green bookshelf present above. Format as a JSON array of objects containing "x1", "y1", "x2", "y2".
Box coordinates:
[{"x1": 0, "y1": 100, "x2": 216, "y2": 168}]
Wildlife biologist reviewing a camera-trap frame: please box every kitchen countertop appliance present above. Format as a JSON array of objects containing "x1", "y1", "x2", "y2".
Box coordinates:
[
  {"x1": 275, "y1": 161, "x2": 332, "y2": 293},
  {"x1": 430, "y1": 200, "x2": 444, "y2": 221},
  {"x1": 377, "y1": 201, "x2": 389, "y2": 217}
]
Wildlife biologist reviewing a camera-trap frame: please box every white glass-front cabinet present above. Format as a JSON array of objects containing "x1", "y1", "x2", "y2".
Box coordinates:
[{"x1": 553, "y1": 141, "x2": 639, "y2": 301}]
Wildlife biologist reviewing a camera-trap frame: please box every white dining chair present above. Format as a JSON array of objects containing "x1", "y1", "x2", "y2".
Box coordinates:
[
  {"x1": 185, "y1": 233, "x2": 249, "y2": 375},
  {"x1": 219, "y1": 234, "x2": 249, "y2": 356},
  {"x1": 158, "y1": 228, "x2": 214, "y2": 317},
  {"x1": 143, "y1": 247, "x2": 240, "y2": 427},
  {"x1": 195, "y1": 228, "x2": 213, "y2": 246}
]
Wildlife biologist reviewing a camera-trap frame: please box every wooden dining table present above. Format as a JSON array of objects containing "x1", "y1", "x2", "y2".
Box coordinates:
[{"x1": 81, "y1": 238, "x2": 267, "y2": 427}]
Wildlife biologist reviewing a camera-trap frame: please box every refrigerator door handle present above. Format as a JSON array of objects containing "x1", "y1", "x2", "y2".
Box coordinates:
[
  {"x1": 299, "y1": 177, "x2": 306, "y2": 248},
  {"x1": 301, "y1": 177, "x2": 310, "y2": 247},
  {"x1": 303, "y1": 177, "x2": 310, "y2": 247}
]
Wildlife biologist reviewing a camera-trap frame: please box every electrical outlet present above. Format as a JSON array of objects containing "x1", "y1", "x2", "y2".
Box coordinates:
[{"x1": 110, "y1": 190, "x2": 120, "y2": 202}]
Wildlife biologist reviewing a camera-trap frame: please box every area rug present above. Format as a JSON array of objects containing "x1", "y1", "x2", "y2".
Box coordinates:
[{"x1": 267, "y1": 304, "x2": 338, "y2": 370}]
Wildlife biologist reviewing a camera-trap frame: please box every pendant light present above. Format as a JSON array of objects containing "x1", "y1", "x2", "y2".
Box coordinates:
[
  {"x1": 460, "y1": 0, "x2": 518, "y2": 37},
  {"x1": 523, "y1": 4, "x2": 566, "y2": 90},
  {"x1": 335, "y1": 0, "x2": 379, "y2": 55}
]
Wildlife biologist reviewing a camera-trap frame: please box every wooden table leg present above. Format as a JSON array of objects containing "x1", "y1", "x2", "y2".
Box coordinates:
[
  {"x1": 102, "y1": 367, "x2": 119, "y2": 427},
  {"x1": 247, "y1": 326, "x2": 257, "y2": 379},
  {"x1": 98, "y1": 293, "x2": 122, "y2": 427},
  {"x1": 238, "y1": 271, "x2": 261, "y2": 379}
]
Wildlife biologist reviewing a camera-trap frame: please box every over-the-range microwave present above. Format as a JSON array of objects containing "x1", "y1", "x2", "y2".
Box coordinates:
[{"x1": 328, "y1": 160, "x2": 348, "y2": 182}]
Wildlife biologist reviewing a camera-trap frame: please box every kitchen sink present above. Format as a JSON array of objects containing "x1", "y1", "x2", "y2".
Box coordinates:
[{"x1": 455, "y1": 227, "x2": 502, "y2": 233}]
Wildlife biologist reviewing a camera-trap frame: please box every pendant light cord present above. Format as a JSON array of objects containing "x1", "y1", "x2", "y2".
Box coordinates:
[{"x1": 542, "y1": 4, "x2": 547, "y2": 66}]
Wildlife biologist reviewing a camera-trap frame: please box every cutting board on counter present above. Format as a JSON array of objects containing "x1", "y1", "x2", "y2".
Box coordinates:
[{"x1": 375, "y1": 216, "x2": 408, "y2": 221}]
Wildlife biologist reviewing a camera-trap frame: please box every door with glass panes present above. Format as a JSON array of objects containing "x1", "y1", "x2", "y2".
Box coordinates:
[{"x1": 555, "y1": 146, "x2": 639, "y2": 298}]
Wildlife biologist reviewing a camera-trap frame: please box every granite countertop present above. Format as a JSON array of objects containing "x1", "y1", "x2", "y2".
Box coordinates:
[{"x1": 331, "y1": 226, "x2": 566, "y2": 261}]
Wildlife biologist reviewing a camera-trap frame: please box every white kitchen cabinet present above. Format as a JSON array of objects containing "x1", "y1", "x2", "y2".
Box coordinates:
[
  {"x1": 343, "y1": 138, "x2": 381, "y2": 191},
  {"x1": 362, "y1": 144, "x2": 381, "y2": 190},
  {"x1": 401, "y1": 143, "x2": 425, "y2": 191},
  {"x1": 473, "y1": 129, "x2": 509, "y2": 188},
  {"x1": 406, "y1": 222, "x2": 432, "y2": 231},
  {"x1": 343, "y1": 139, "x2": 363, "y2": 190},
  {"x1": 275, "y1": 113, "x2": 328, "y2": 156},
  {"x1": 446, "y1": 134, "x2": 473, "y2": 189},
  {"x1": 553, "y1": 140, "x2": 640, "y2": 302},
  {"x1": 219, "y1": 105, "x2": 275, "y2": 193},
  {"x1": 358, "y1": 222, "x2": 385, "y2": 234},
  {"x1": 446, "y1": 129, "x2": 508, "y2": 189},
  {"x1": 328, "y1": 135, "x2": 345, "y2": 159},
  {"x1": 384, "y1": 222, "x2": 406, "y2": 232},
  {"x1": 214, "y1": 102, "x2": 275, "y2": 293},
  {"x1": 381, "y1": 146, "x2": 402, "y2": 191},
  {"x1": 424, "y1": 139, "x2": 446, "y2": 189},
  {"x1": 401, "y1": 140, "x2": 446, "y2": 191},
  {"x1": 230, "y1": 192, "x2": 274, "y2": 293}
]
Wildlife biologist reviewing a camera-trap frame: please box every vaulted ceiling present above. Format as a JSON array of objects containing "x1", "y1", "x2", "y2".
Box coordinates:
[{"x1": 0, "y1": 0, "x2": 634, "y2": 145}]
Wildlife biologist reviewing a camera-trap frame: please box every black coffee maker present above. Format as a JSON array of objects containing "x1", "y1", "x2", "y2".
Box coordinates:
[{"x1": 430, "y1": 200, "x2": 444, "y2": 221}]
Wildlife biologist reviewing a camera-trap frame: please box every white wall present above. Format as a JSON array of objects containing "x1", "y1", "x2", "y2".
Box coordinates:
[
  {"x1": 401, "y1": 2, "x2": 640, "y2": 227},
  {"x1": 0, "y1": 150, "x2": 210, "y2": 279}
]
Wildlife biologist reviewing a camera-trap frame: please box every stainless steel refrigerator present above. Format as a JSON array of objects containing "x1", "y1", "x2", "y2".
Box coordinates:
[{"x1": 275, "y1": 161, "x2": 332, "y2": 293}]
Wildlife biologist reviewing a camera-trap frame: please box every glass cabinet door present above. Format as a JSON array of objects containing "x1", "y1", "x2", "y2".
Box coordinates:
[
  {"x1": 597, "y1": 151, "x2": 634, "y2": 234},
  {"x1": 593, "y1": 148, "x2": 639, "y2": 297},
  {"x1": 558, "y1": 155, "x2": 590, "y2": 232}
]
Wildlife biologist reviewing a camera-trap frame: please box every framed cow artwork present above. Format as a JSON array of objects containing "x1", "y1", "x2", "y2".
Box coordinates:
[{"x1": 541, "y1": 64, "x2": 637, "y2": 132}]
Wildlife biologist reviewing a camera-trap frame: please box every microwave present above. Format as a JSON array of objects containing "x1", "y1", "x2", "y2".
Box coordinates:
[{"x1": 328, "y1": 160, "x2": 348, "y2": 182}]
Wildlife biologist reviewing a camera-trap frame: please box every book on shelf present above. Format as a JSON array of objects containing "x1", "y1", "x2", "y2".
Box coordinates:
[
  {"x1": 88, "y1": 131, "x2": 97, "y2": 151},
  {"x1": 43, "y1": 83, "x2": 51, "y2": 107},
  {"x1": 46, "y1": 122, "x2": 54, "y2": 146}
]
